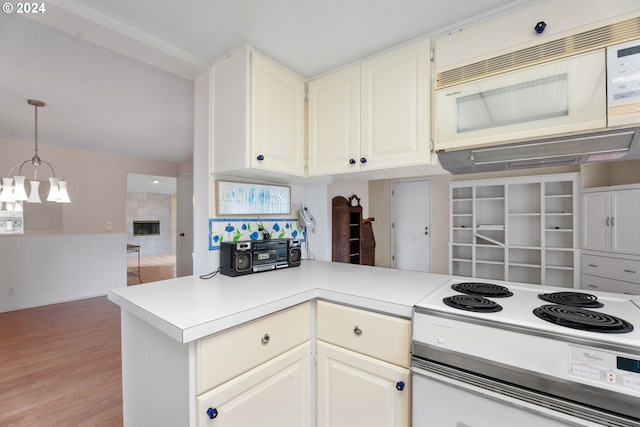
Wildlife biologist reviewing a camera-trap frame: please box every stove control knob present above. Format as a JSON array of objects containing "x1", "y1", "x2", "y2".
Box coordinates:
[{"x1": 396, "y1": 381, "x2": 405, "y2": 391}]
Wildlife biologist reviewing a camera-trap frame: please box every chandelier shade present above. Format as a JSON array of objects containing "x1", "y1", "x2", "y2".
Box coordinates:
[
  {"x1": 3, "y1": 99, "x2": 71, "y2": 204},
  {"x1": 0, "y1": 177, "x2": 14, "y2": 202},
  {"x1": 28, "y1": 181, "x2": 42, "y2": 203}
]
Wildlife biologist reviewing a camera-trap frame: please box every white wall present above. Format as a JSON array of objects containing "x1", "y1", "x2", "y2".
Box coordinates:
[
  {"x1": 0, "y1": 137, "x2": 180, "y2": 233},
  {"x1": 193, "y1": 72, "x2": 212, "y2": 275},
  {"x1": 0, "y1": 136, "x2": 182, "y2": 312},
  {"x1": 0, "y1": 232, "x2": 126, "y2": 312},
  {"x1": 292, "y1": 183, "x2": 330, "y2": 261}
]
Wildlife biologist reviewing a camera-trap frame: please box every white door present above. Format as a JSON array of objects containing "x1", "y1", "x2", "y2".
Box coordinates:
[
  {"x1": 317, "y1": 341, "x2": 410, "y2": 427},
  {"x1": 612, "y1": 189, "x2": 640, "y2": 255},
  {"x1": 196, "y1": 343, "x2": 311, "y2": 427},
  {"x1": 582, "y1": 192, "x2": 611, "y2": 252},
  {"x1": 176, "y1": 173, "x2": 193, "y2": 277},
  {"x1": 392, "y1": 180, "x2": 431, "y2": 272}
]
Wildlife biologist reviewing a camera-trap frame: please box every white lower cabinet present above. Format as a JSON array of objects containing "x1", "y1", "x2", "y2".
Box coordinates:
[
  {"x1": 317, "y1": 341, "x2": 410, "y2": 427},
  {"x1": 120, "y1": 300, "x2": 411, "y2": 427},
  {"x1": 196, "y1": 342, "x2": 311, "y2": 427},
  {"x1": 316, "y1": 300, "x2": 411, "y2": 427}
]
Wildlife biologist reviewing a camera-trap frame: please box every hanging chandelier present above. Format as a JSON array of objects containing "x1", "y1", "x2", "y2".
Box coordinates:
[{"x1": 0, "y1": 99, "x2": 71, "y2": 204}]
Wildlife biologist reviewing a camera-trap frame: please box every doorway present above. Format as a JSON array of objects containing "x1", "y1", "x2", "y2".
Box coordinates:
[
  {"x1": 126, "y1": 173, "x2": 178, "y2": 284},
  {"x1": 391, "y1": 179, "x2": 431, "y2": 272}
]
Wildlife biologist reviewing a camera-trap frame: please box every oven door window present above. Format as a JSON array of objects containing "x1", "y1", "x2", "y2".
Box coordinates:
[{"x1": 412, "y1": 370, "x2": 594, "y2": 427}]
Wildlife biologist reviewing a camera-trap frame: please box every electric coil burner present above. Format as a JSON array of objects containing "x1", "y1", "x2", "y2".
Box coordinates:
[
  {"x1": 442, "y1": 294, "x2": 502, "y2": 313},
  {"x1": 451, "y1": 282, "x2": 513, "y2": 298},
  {"x1": 538, "y1": 291, "x2": 603, "y2": 308},
  {"x1": 533, "y1": 304, "x2": 634, "y2": 333},
  {"x1": 412, "y1": 278, "x2": 640, "y2": 426}
]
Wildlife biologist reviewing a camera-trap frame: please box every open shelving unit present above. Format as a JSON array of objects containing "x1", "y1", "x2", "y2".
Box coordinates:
[{"x1": 449, "y1": 173, "x2": 580, "y2": 287}]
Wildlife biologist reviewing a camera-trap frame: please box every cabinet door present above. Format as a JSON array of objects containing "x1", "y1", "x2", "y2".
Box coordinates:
[
  {"x1": 582, "y1": 192, "x2": 611, "y2": 252},
  {"x1": 307, "y1": 65, "x2": 361, "y2": 176},
  {"x1": 196, "y1": 342, "x2": 311, "y2": 427},
  {"x1": 251, "y1": 52, "x2": 305, "y2": 176},
  {"x1": 611, "y1": 189, "x2": 640, "y2": 255},
  {"x1": 317, "y1": 341, "x2": 409, "y2": 427},
  {"x1": 360, "y1": 39, "x2": 431, "y2": 171}
]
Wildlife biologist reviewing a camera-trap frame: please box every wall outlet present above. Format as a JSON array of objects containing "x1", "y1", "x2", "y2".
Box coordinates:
[{"x1": 106, "y1": 221, "x2": 112, "y2": 230}]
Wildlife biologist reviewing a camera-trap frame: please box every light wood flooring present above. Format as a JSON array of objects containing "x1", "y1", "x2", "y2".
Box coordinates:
[
  {"x1": 0, "y1": 297, "x2": 122, "y2": 427},
  {"x1": 1, "y1": 255, "x2": 176, "y2": 426},
  {"x1": 127, "y1": 253, "x2": 176, "y2": 286}
]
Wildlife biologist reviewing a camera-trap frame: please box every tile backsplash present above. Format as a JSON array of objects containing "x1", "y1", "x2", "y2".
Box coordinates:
[{"x1": 209, "y1": 217, "x2": 303, "y2": 250}]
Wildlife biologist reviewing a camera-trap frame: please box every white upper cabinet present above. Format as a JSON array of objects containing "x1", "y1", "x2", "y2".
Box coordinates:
[
  {"x1": 307, "y1": 65, "x2": 360, "y2": 176},
  {"x1": 307, "y1": 39, "x2": 432, "y2": 176},
  {"x1": 582, "y1": 191, "x2": 612, "y2": 253},
  {"x1": 360, "y1": 39, "x2": 431, "y2": 171},
  {"x1": 583, "y1": 187, "x2": 640, "y2": 256},
  {"x1": 212, "y1": 47, "x2": 305, "y2": 177}
]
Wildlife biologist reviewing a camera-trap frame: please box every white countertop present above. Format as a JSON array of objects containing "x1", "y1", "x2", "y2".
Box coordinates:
[{"x1": 108, "y1": 260, "x2": 451, "y2": 343}]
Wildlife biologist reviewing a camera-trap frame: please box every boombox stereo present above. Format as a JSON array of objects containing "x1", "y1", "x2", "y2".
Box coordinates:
[{"x1": 220, "y1": 238, "x2": 302, "y2": 277}]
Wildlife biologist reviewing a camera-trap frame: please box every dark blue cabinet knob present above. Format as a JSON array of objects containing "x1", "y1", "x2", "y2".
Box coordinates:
[
  {"x1": 360, "y1": 157, "x2": 367, "y2": 164},
  {"x1": 534, "y1": 21, "x2": 546, "y2": 34},
  {"x1": 256, "y1": 154, "x2": 265, "y2": 161},
  {"x1": 207, "y1": 407, "x2": 219, "y2": 419},
  {"x1": 349, "y1": 158, "x2": 356, "y2": 165},
  {"x1": 396, "y1": 381, "x2": 405, "y2": 391}
]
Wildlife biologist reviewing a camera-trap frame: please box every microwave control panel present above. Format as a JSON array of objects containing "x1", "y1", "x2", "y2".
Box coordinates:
[{"x1": 607, "y1": 39, "x2": 640, "y2": 106}]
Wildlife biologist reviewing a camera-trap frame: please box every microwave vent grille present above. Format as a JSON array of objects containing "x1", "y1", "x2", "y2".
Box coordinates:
[
  {"x1": 470, "y1": 131, "x2": 638, "y2": 166},
  {"x1": 437, "y1": 16, "x2": 640, "y2": 89}
]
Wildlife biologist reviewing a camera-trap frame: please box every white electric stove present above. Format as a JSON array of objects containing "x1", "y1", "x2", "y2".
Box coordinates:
[{"x1": 411, "y1": 279, "x2": 640, "y2": 427}]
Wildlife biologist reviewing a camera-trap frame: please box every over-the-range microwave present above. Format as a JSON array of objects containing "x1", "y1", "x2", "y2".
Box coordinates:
[
  {"x1": 436, "y1": 39, "x2": 640, "y2": 150},
  {"x1": 434, "y1": 17, "x2": 640, "y2": 174}
]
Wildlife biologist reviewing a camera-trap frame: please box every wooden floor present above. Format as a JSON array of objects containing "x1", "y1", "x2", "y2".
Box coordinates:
[
  {"x1": 127, "y1": 253, "x2": 176, "y2": 286},
  {"x1": 0, "y1": 297, "x2": 122, "y2": 427},
  {"x1": 1, "y1": 255, "x2": 176, "y2": 427}
]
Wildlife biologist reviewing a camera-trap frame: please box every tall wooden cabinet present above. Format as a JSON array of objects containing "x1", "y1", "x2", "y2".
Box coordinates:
[
  {"x1": 332, "y1": 195, "x2": 375, "y2": 265},
  {"x1": 449, "y1": 173, "x2": 580, "y2": 287}
]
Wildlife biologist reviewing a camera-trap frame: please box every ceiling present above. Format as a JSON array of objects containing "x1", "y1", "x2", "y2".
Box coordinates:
[{"x1": 0, "y1": 0, "x2": 531, "y2": 165}]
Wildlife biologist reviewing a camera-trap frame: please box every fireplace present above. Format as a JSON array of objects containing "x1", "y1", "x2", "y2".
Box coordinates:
[{"x1": 133, "y1": 220, "x2": 160, "y2": 236}]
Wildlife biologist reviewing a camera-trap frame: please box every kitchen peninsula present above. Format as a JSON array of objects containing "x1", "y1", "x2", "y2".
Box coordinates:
[{"x1": 108, "y1": 260, "x2": 451, "y2": 427}]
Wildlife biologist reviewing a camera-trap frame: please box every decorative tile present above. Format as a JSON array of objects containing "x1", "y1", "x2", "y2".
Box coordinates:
[{"x1": 209, "y1": 218, "x2": 304, "y2": 250}]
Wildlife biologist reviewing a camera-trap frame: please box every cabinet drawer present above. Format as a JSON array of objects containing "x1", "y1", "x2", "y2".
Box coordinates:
[
  {"x1": 196, "y1": 302, "x2": 310, "y2": 394},
  {"x1": 582, "y1": 255, "x2": 640, "y2": 284},
  {"x1": 581, "y1": 274, "x2": 640, "y2": 296},
  {"x1": 317, "y1": 300, "x2": 410, "y2": 368}
]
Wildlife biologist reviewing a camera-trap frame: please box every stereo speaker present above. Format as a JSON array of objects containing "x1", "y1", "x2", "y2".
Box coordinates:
[
  {"x1": 220, "y1": 241, "x2": 253, "y2": 276},
  {"x1": 288, "y1": 239, "x2": 302, "y2": 267}
]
